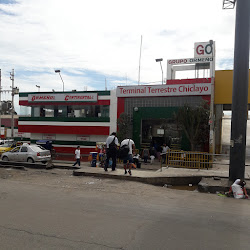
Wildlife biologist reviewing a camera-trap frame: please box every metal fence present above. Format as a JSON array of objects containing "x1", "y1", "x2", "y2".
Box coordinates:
[{"x1": 164, "y1": 150, "x2": 213, "y2": 169}]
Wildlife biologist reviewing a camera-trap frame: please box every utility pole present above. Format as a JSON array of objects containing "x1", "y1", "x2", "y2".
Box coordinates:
[
  {"x1": 229, "y1": 0, "x2": 250, "y2": 180},
  {"x1": 138, "y1": 35, "x2": 143, "y2": 85},
  {"x1": 209, "y1": 40, "x2": 216, "y2": 156},
  {"x1": 0, "y1": 69, "x2": 1, "y2": 139},
  {"x1": 10, "y1": 69, "x2": 14, "y2": 138}
]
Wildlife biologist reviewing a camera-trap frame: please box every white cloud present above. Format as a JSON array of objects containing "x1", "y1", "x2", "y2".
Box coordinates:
[{"x1": 0, "y1": 0, "x2": 240, "y2": 97}]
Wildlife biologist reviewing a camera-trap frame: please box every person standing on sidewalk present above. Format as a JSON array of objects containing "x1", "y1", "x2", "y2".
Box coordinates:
[
  {"x1": 120, "y1": 138, "x2": 135, "y2": 175},
  {"x1": 73, "y1": 146, "x2": 81, "y2": 167},
  {"x1": 161, "y1": 144, "x2": 170, "y2": 164},
  {"x1": 142, "y1": 148, "x2": 149, "y2": 164},
  {"x1": 105, "y1": 132, "x2": 119, "y2": 171}
]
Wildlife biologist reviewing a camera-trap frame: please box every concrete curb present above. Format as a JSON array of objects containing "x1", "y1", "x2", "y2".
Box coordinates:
[
  {"x1": 0, "y1": 161, "x2": 47, "y2": 169},
  {"x1": 198, "y1": 177, "x2": 250, "y2": 194},
  {"x1": 73, "y1": 170, "x2": 203, "y2": 186},
  {"x1": 53, "y1": 165, "x2": 81, "y2": 170},
  {"x1": 0, "y1": 161, "x2": 65, "y2": 170},
  {"x1": 0, "y1": 160, "x2": 82, "y2": 170},
  {"x1": 0, "y1": 164, "x2": 26, "y2": 171}
]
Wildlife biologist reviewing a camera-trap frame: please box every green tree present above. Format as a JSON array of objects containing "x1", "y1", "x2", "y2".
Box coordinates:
[
  {"x1": 117, "y1": 112, "x2": 131, "y2": 142},
  {"x1": 175, "y1": 102, "x2": 209, "y2": 151}
]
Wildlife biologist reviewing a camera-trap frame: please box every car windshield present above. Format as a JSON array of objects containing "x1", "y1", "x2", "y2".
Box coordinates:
[
  {"x1": 1, "y1": 142, "x2": 13, "y2": 147},
  {"x1": 29, "y1": 145, "x2": 46, "y2": 152},
  {"x1": 11, "y1": 147, "x2": 20, "y2": 152}
]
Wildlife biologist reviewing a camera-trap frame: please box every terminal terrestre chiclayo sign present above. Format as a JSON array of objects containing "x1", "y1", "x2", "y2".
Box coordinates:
[{"x1": 116, "y1": 83, "x2": 211, "y2": 97}]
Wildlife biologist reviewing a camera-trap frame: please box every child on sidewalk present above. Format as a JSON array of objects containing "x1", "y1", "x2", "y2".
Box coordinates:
[{"x1": 150, "y1": 154, "x2": 155, "y2": 164}]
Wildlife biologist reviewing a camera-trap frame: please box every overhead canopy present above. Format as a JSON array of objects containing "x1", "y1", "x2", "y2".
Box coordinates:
[{"x1": 214, "y1": 70, "x2": 250, "y2": 105}]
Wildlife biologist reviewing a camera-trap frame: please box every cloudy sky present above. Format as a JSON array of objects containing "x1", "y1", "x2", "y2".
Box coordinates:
[{"x1": 0, "y1": 0, "x2": 241, "y2": 110}]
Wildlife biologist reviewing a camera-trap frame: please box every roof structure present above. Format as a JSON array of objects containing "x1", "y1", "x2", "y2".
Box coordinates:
[{"x1": 222, "y1": 0, "x2": 236, "y2": 9}]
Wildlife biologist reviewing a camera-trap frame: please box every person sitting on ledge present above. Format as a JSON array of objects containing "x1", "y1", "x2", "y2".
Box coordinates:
[{"x1": 226, "y1": 179, "x2": 248, "y2": 199}]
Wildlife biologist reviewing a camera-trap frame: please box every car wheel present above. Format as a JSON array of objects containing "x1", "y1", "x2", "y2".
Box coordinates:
[
  {"x1": 42, "y1": 161, "x2": 47, "y2": 164},
  {"x1": 27, "y1": 158, "x2": 34, "y2": 163},
  {"x1": 2, "y1": 156, "x2": 9, "y2": 161}
]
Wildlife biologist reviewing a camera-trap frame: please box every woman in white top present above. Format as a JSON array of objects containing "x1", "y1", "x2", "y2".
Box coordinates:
[{"x1": 73, "y1": 146, "x2": 81, "y2": 167}]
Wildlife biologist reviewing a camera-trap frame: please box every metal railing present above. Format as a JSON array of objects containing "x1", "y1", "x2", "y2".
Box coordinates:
[{"x1": 164, "y1": 150, "x2": 214, "y2": 169}]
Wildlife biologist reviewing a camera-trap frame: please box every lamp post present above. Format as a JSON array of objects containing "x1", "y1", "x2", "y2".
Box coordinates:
[
  {"x1": 229, "y1": 0, "x2": 250, "y2": 181},
  {"x1": 55, "y1": 69, "x2": 65, "y2": 92},
  {"x1": 155, "y1": 58, "x2": 164, "y2": 84},
  {"x1": 209, "y1": 40, "x2": 215, "y2": 156},
  {"x1": 35, "y1": 85, "x2": 40, "y2": 92}
]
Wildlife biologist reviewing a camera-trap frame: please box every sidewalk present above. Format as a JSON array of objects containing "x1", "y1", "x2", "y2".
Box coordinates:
[
  {"x1": 53, "y1": 158, "x2": 250, "y2": 179},
  {"x1": 51, "y1": 159, "x2": 250, "y2": 193}
]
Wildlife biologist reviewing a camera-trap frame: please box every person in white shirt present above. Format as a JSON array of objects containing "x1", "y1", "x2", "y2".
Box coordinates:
[
  {"x1": 120, "y1": 138, "x2": 135, "y2": 175},
  {"x1": 105, "y1": 132, "x2": 119, "y2": 171},
  {"x1": 73, "y1": 146, "x2": 81, "y2": 167},
  {"x1": 161, "y1": 144, "x2": 170, "y2": 164},
  {"x1": 227, "y1": 179, "x2": 248, "y2": 199}
]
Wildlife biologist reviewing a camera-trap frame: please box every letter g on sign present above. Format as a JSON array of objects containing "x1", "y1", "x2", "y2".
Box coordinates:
[{"x1": 196, "y1": 45, "x2": 204, "y2": 55}]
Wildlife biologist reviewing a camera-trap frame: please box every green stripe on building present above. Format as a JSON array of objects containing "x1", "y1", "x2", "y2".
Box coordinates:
[
  {"x1": 19, "y1": 90, "x2": 110, "y2": 97},
  {"x1": 19, "y1": 117, "x2": 110, "y2": 122},
  {"x1": 30, "y1": 140, "x2": 96, "y2": 146}
]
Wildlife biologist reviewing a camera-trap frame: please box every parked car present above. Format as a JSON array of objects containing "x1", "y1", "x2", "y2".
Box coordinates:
[
  {"x1": 1, "y1": 144, "x2": 51, "y2": 163},
  {"x1": 0, "y1": 140, "x2": 23, "y2": 155},
  {"x1": 36, "y1": 140, "x2": 56, "y2": 159},
  {"x1": 36, "y1": 140, "x2": 53, "y2": 151}
]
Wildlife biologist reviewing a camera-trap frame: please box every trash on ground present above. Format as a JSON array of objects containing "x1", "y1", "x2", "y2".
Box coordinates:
[
  {"x1": 86, "y1": 182, "x2": 95, "y2": 185},
  {"x1": 213, "y1": 177, "x2": 221, "y2": 180},
  {"x1": 163, "y1": 184, "x2": 172, "y2": 188}
]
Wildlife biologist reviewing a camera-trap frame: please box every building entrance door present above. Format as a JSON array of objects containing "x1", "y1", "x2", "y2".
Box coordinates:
[{"x1": 141, "y1": 118, "x2": 181, "y2": 149}]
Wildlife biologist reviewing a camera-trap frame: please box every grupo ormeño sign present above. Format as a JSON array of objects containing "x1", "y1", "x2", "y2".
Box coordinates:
[
  {"x1": 167, "y1": 57, "x2": 214, "y2": 65},
  {"x1": 167, "y1": 57, "x2": 214, "y2": 80},
  {"x1": 28, "y1": 93, "x2": 98, "y2": 102},
  {"x1": 116, "y1": 83, "x2": 211, "y2": 97}
]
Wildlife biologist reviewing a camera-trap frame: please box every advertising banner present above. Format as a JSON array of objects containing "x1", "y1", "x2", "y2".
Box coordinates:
[
  {"x1": 76, "y1": 135, "x2": 90, "y2": 141},
  {"x1": 167, "y1": 57, "x2": 213, "y2": 65},
  {"x1": 42, "y1": 134, "x2": 56, "y2": 140},
  {"x1": 194, "y1": 42, "x2": 214, "y2": 58},
  {"x1": 28, "y1": 93, "x2": 98, "y2": 103}
]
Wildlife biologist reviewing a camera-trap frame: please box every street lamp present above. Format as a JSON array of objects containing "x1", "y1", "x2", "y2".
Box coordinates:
[
  {"x1": 35, "y1": 85, "x2": 40, "y2": 92},
  {"x1": 55, "y1": 69, "x2": 65, "y2": 92},
  {"x1": 208, "y1": 40, "x2": 215, "y2": 158},
  {"x1": 155, "y1": 58, "x2": 164, "y2": 84}
]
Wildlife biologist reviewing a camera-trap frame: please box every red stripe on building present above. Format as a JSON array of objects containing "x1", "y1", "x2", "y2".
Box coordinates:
[
  {"x1": 117, "y1": 97, "x2": 125, "y2": 119},
  {"x1": 202, "y1": 95, "x2": 211, "y2": 104},
  {"x1": 54, "y1": 146, "x2": 95, "y2": 154},
  {"x1": 167, "y1": 78, "x2": 211, "y2": 85},
  {"x1": 18, "y1": 125, "x2": 110, "y2": 135},
  {"x1": 19, "y1": 100, "x2": 110, "y2": 106},
  {"x1": 0, "y1": 118, "x2": 18, "y2": 127}
]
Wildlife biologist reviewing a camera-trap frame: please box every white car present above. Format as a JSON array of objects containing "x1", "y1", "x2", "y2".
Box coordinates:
[{"x1": 1, "y1": 144, "x2": 51, "y2": 163}]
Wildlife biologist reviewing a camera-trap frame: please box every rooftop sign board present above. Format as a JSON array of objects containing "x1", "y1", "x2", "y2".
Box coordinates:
[
  {"x1": 28, "y1": 93, "x2": 98, "y2": 103},
  {"x1": 117, "y1": 83, "x2": 211, "y2": 97},
  {"x1": 194, "y1": 42, "x2": 214, "y2": 58},
  {"x1": 167, "y1": 57, "x2": 213, "y2": 65}
]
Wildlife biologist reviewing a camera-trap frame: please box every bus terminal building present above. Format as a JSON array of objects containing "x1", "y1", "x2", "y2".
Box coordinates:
[
  {"x1": 17, "y1": 68, "x2": 250, "y2": 158},
  {"x1": 17, "y1": 39, "x2": 250, "y2": 157},
  {"x1": 17, "y1": 81, "x2": 212, "y2": 155}
]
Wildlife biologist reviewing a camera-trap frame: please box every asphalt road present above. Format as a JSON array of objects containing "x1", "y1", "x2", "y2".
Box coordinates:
[{"x1": 0, "y1": 168, "x2": 250, "y2": 250}]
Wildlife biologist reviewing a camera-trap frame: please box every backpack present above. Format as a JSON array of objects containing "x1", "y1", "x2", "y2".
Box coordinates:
[
  {"x1": 108, "y1": 136, "x2": 117, "y2": 152},
  {"x1": 118, "y1": 139, "x2": 130, "y2": 159}
]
